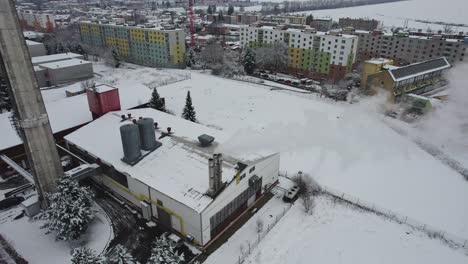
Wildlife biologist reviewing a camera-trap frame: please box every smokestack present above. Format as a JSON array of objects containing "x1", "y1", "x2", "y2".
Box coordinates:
[
  {"x1": 216, "y1": 153, "x2": 223, "y2": 190},
  {"x1": 208, "y1": 158, "x2": 216, "y2": 194}
]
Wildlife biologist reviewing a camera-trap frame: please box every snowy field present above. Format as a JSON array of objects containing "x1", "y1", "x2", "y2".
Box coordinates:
[
  {"x1": 155, "y1": 71, "x2": 468, "y2": 241},
  {"x1": 238, "y1": 196, "x2": 468, "y2": 264},
  {"x1": 295, "y1": 0, "x2": 468, "y2": 30},
  {"x1": 0, "y1": 204, "x2": 112, "y2": 263}
]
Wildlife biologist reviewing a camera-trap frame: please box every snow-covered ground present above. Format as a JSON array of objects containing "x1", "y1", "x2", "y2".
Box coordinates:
[
  {"x1": 155, "y1": 71, "x2": 468, "y2": 241},
  {"x1": 296, "y1": 0, "x2": 468, "y2": 30},
  {"x1": 0, "y1": 204, "x2": 112, "y2": 263},
  {"x1": 239, "y1": 196, "x2": 468, "y2": 264}
]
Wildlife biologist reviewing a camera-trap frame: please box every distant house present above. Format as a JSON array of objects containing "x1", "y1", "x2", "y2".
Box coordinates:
[{"x1": 366, "y1": 57, "x2": 451, "y2": 101}]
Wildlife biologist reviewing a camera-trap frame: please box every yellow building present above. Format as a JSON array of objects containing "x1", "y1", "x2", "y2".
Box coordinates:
[
  {"x1": 361, "y1": 58, "x2": 394, "y2": 90},
  {"x1": 366, "y1": 57, "x2": 451, "y2": 102}
]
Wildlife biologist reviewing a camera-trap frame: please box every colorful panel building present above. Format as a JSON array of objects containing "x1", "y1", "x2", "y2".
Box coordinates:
[
  {"x1": 240, "y1": 25, "x2": 358, "y2": 81},
  {"x1": 79, "y1": 22, "x2": 185, "y2": 68}
]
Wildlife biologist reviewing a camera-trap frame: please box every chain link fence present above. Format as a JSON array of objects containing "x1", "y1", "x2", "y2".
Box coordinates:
[
  {"x1": 322, "y1": 185, "x2": 468, "y2": 252},
  {"x1": 236, "y1": 203, "x2": 292, "y2": 264}
]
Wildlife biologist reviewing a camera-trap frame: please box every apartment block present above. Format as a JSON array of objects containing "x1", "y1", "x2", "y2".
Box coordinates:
[
  {"x1": 78, "y1": 22, "x2": 186, "y2": 68},
  {"x1": 338, "y1": 17, "x2": 379, "y2": 31},
  {"x1": 17, "y1": 10, "x2": 56, "y2": 33},
  {"x1": 240, "y1": 25, "x2": 358, "y2": 80},
  {"x1": 348, "y1": 29, "x2": 467, "y2": 65}
]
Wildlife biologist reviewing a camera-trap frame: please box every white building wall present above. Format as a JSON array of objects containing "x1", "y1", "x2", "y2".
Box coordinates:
[
  {"x1": 94, "y1": 172, "x2": 204, "y2": 244},
  {"x1": 321, "y1": 34, "x2": 358, "y2": 66},
  {"x1": 200, "y1": 153, "x2": 280, "y2": 245}
]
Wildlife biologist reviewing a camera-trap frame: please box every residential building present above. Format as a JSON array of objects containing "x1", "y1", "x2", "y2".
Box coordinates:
[
  {"x1": 240, "y1": 25, "x2": 358, "y2": 80},
  {"x1": 78, "y1": 21, "x2": 186, "y2": 68},
  {"x1": 263, "y1": 15, "x2": 306, "y2": 26},
  {"x1": 64, "y1": 108, "x2": 280, "y2": 246},
  {"x1": 17, "y1": 10, "x2": 56, "y2": 33},
  {"x1": 366, "y1": 57, "x2": 451, "y2": 101},
  {"x1": 361, "y1": 58, "x2": 394, "y2": 89},
  {"x1": 338, "y1": 17, "x2": 379, "y2": 31},
  {"x1": 310, "y1": 18, "x2": 333, "y2": 32},
  {"x1": 346, "y1": 29, "x2": 467, "y2": 65}
]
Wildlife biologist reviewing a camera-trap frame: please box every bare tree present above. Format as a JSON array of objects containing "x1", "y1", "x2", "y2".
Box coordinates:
[
  {"x1": 254, "y1": 42, "x2": 288, "y2": 72},
  {"x1": 443, "y1": 24, "x2": 453, "y2": 34},
  {"x1": 301, "y1": 193, "x2": 315, "y2": 215},
  {"x1": 199, "y1": 43, "x2": 224, "y2": 70},
  {"x1": 256, "y1": 217, "x2": 264, "y2": 234},
  {"x1": 292, "y1": 171, "x2": 321, "y2": 215}
]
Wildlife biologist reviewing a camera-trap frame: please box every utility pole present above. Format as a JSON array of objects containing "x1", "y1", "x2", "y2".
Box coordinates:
[{"x1": 0, "y1": 0, "x2": 63, "y2": 208}]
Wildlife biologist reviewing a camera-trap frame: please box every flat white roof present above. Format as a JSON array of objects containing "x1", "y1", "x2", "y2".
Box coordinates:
[
  {"x1": 25, "y1": 40, "x2": 43, "y2": 46},
  {"x1": 31, "y1": 53, "x2": 83, "y2": 65},
  {"x1": 366, "y1": 58, "x2": 393, "y2": 64},
  {"x1": 65, "y1": 108, "x2": 252, "y2": 212},
  {"x1": 39, "y1": 58, "x2": 91, "y2": 69}
]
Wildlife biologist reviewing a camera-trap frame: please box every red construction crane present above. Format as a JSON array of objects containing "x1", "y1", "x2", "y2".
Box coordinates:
[{"x1": 189, "y1": 0, "x2": 195, "y2": 48}]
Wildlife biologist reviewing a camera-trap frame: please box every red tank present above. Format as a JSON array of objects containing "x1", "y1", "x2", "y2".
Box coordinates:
[{"x1": 87, "y1": 84, "x2": 121, "y2": 119}]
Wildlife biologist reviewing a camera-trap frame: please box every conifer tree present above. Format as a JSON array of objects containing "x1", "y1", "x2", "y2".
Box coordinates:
[
  {"x1": 38, "y1": 175, "x2": 95, "y2": 241},
  {"x1": 186, "y1": 49, "x2": 196, "y2": 67},
  {"x1": 109, "y1": 245, "x2": 137, "y2": 264},
  {"x1": 182, "y1": 91, "x2": 196, "y2": 122},
  {"x1": 112, "y1": 49, "x2": 121, "y2": 68},
  {"x1": 227, "y1": 5, "x2": 234, "y2": 15},
  {"x1": 149, "y1": 88, "x2": 166, "y2": 112},
  {"x1": 242, "y1": 48, "x2": 256, "y2": 74},
  {"x1": 147, "y1": 236, "x2": 184, "y2": 264},
  {"x1": 71, "y1": 247, "x2": 106, "y2": 264}
]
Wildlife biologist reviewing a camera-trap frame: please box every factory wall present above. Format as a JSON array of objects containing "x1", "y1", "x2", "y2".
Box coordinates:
[{"x1": 200, "y1": 153, "x2": 280, "y2": 245}]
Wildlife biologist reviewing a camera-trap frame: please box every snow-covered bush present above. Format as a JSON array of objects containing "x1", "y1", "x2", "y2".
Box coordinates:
[
  {"x1": 147, "y1": 236, "x2": 184, "y2": 264},
  {"x1": 71, "y1": 247, "x2": 106, "y2": 264},
  {"x1": 37, "y1": 175, "x2": 95, "y2": 241}
]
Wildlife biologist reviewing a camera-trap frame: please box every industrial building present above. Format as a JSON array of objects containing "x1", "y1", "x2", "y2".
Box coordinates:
[
  {"x1": 64, "y1": 108, "x2": 280, "y2": 246},
  {"x1": 365, "y1": 57, "x2": 451, "y2": 101},
  {"x1": 35, "y1": 58, "x2": 93, "y2": 87},
  {"x1": 78, "y1": 21, "x2": 186, "y2": 68},
  {"x1": 26, "y1": 40, "x2": 46, "y2": 57},
  {"x1": 240, "y1": 25, "x2": 358, "y2": 80},
  {"x1": 345, "y1": 29, "x2": 467, "y2": 65},
  {"x1": 30, "y1": 53, "x2": 93, "y2": 87}
]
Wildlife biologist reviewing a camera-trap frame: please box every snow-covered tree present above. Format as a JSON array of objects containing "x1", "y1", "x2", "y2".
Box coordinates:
[
  {"x1": 147, "y1": 236, "x2": 184, "y2": 264},
  {"x1": 227, "y1": 5, "x2": 234, "y2": 15},
  {"x1": 71, "y1": 247, "x2": 106, "y2": 264},
  {"x1": 149, "y1": 88, "x2": 166, "y2": 112},
  {"x1": 0, "y1": 75, "x2": 12, "y2": 113},
  {"x1": 186, "y1": 49, "x2": 197, "y2": 67},
  {"x1": 199, "y1": 43, "x2": 224, "y2": 69},
  {"x1": 109, "y1": 244, "x2": 136, "y2": 264},
  {"x1": 242, "y1": 48, "x2": 256, "y2": 74},
  {"x1": 38, "y1": 175, "x2": 95, "y2": 241},
  {"x1": 182, "y1": 91, "x2": 196, "y2": 122},
  {"x1": 306, "y1": 14, "x2": 314, "y2": 25},
  {"x1": 112, "y1": 49, "x2": 121, "y2": 68}
]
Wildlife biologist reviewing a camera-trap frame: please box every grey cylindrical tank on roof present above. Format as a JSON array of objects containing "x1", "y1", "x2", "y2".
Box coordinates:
[
  {"x1": 120, "y1": 123, "x2": 141, "y2": 164},
  {"x1": 138, "y1": 117, "x2": 157, "y2": 151}
]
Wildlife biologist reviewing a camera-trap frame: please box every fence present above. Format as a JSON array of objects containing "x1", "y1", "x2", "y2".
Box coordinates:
[
  {"x1": 321, "y1": 185, "x2": 468, "y2": 252},
  {"x1": 236, "y1": 203, "x2": 293, "y2": 264}
]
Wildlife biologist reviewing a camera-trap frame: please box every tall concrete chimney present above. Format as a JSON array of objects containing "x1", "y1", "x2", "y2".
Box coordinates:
[{"x1": 0, "y1": 0, "x2": 64, "y2": 208}]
